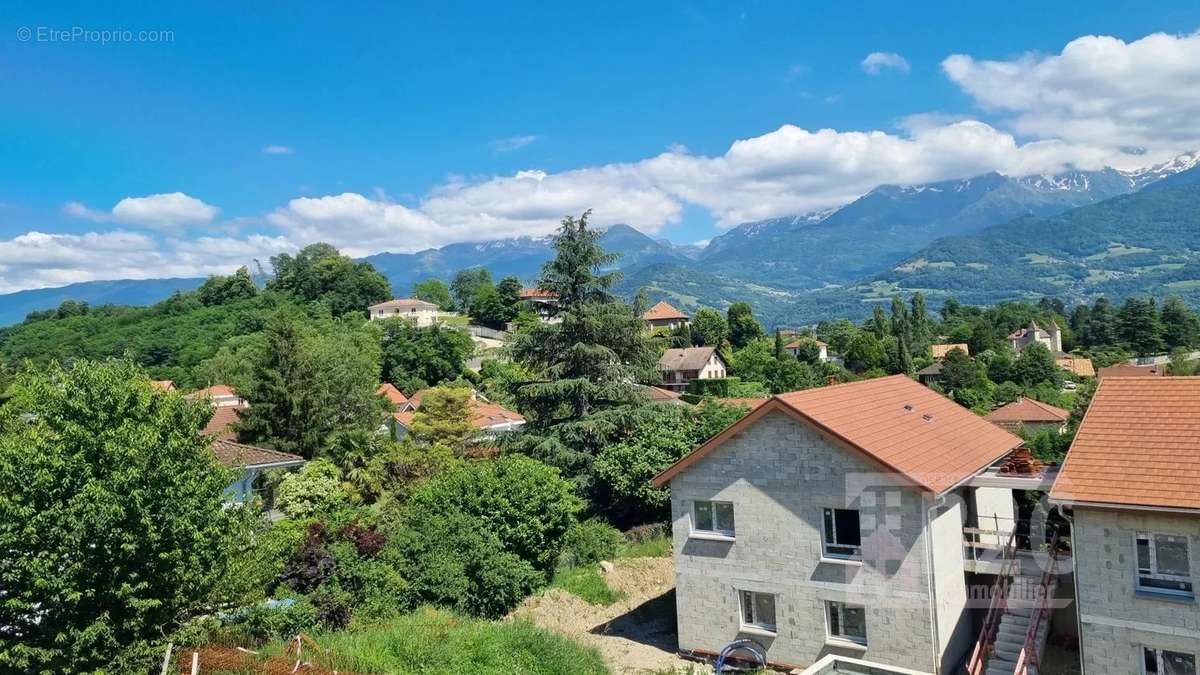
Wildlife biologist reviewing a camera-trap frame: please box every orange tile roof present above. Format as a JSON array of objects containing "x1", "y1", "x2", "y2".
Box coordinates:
[
  {"x1": 210, "y1": 439, "x2": 303, "y2": 468},
  {"x1": 201, "y1": 403, "x2": 247, "y2": 440},
  {"x1": 654, "y1": 375, "x2": 1021, "y2": 492},
  {"x1": 377, "y1": 383, "x2": 409, "y2": 406},
  {"x1": 642, "y1": 301, "x2": 689, "y2": 321},
  {"x1": 151, "y1": 379, "x2": 176, "y2": 392},
  {"x1": 931, "y1": 343, "x2": 969, "y2": 359},
  {"x1": 519, "y1": 287, "x2": 557, "y2": 299},
  {"x1": 647, "y1": 385, "x2": 684, "y2": 401},
  {"x1": 1050, "y1": 377, "x2": 1200, "y2": 511},
  {"x1": 1057, "y1": 355, "x2": 1095, "y2": 378},
  {"x1": 784, "y1": 338, "x2": 828, "y2": 349},
  {"x1": 187, "y1": 384, "x2": 237, "y2": 400},
  {"x1": 985, "y1": 397, "x2": 1070, "y2": 424},
  {"x1": 394, "y1": 390, "x2": 524, "y2": 430},
  {"x1": 1097, "y1": 363, "x2": 1166, "y2": 378}
]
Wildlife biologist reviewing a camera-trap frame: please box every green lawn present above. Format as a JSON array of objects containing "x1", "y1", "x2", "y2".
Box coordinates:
[{"x1": 550, "y1": 565, "x2": 625, "y2": 605}]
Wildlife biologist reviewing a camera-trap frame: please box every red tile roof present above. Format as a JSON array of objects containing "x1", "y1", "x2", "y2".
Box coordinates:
[
  {"x1": 1097, "y1": 363, "x2": 1166, "y2": 379},
  {"x1": 210, "y1": 439, "x2": 303, "y2": 469},
  {"x1": 653, "y1": 375, "x2": 1022, "y2": 492},
  {"x1": 985, "y1": 397, "x2": 1070, "y2": 424},
  {"x1": 201, "y1": 403, "x2": 247, "y2": 440},
  {"x1": 642, "y1": 301, "x2": 689, "y2": 321},
  {"x1": 519, "y1": 287, "x2": 557, "y2": 299},
  {"x1": 1050, "y1": 377, "x2": 1200, "y2": 510},
  {"x1": 377, "y1": 383, "x2": 409, "y2": 406}
]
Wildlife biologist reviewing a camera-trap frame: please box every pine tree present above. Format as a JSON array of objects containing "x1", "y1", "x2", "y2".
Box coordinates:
[
  {"x1": 727, "y1": 302, "x2": 764, "y2": 348},
  {"x1": 1118, "y1": 297, "x2": 1165, "y2": 356},
  {"x1": 508, "y1": 212, "x2": 657, "y2": 483},
  {"x1": 869, "y1": 305, "x2": 889, "y2": 339},
  {"x1": 1160, "y1": 296, "x2": 1200, "y2": 349}
]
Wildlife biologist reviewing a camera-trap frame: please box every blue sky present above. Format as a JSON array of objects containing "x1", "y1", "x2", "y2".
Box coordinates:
[{"x1": 1, "y1": 2, "x2": 1199, "y2": 291}]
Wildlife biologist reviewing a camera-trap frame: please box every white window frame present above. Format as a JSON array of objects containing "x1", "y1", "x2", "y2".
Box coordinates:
[
  {"x1": 822, "y1": 507, "x2": 863, "y2": 560},
  {"x1": 739, "y1": 590, "x2": 777, "y2": 633},
  {"x1": 1135, "y1": 532, "x2": 1194, "y2": 598},
  {"x1": 825, "y1": 600, "x2": 868, "y2": 647},
  {"x1": 692, "y1": 500, "x2": 735, "y2": 538},
  {"x1": 1141, "y1": 645, "x2": 1198, "y2": 675}
]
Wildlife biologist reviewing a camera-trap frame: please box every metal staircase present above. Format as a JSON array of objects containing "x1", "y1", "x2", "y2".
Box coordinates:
[{"x1": 966, "y1": 532, "x2": 1062, "y2": 675}]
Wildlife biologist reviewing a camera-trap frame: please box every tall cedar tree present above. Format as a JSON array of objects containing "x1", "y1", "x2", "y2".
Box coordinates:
[
  {"x1": 507, "y1": 211, "x2": 657, "y2": 482},
  {"x1": 726, "y1": 302, "x2": 764, "y2": 348}
]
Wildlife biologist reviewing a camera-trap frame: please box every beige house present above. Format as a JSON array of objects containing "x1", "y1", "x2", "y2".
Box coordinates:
[
  {"x1": 1008, "y1": 320, "x2": 1062, "y2": 354},
  {"x1": 1050, "y1": 377, "x2": 1200, "y2": 675},
  {"x1": 643, "y1": 301, "x2": 691, "y2": 331},
  {"x1": 652, "y1": 375, "x2": 1050, "y2": 673},
  {"x1": 368, "y1": 298, "x2": 443, "y2": 326},
  {"x1": 658, "y1": 346, "x2": 727, "y2": 392},
  {"x1": 785, "y1": 338, "x2": 830, "y2": 362}
]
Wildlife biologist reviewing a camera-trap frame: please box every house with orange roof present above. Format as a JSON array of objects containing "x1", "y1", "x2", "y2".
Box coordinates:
[
  {"x1": 784, "y1": 337, "x2": 830, "y2": 362},
  {"x1": 212, "y1": 439, "x2": 304, "y2": 507},
  {"x1": 642, "y1": 300, "x2": 691, "y2": 331},
  {"x1": 651, "y1": 375, "x2": 1051, "y2": 673},
  {"x1": 185, "y1": 384, "x2": 245, "y2": 407},
  {"x1": 1096, "y1": 362, "x2": 1167, "y2": 379},
  {"x1": 377, "y1": 382, "x2": 409, "y2": 407},
  {"x1": 518, "y1": 287, "x2": 560, "y2": 322},
  {"x1": 1049, "y1": 377, "x2": 1200, "y2": 675},
  {"x1": 931, "y1": 343, "x2": 969, "y2": 360},
  {"x1": 389, "y1": 387, "x2": 525, "y2": 439},
  {"x1": 985, "y1": 397, "x2": 1070, "y2": 434}
]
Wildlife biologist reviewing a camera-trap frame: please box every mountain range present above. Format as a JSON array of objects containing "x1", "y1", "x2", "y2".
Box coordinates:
[{"x1": 1, "y1": 152, "x2": 1197, "y2": 328}]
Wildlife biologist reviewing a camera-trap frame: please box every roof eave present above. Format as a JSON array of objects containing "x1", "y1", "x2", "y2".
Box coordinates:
[{"x1": 1047, "y1": 496, "x2": 1200, "y2": 516}]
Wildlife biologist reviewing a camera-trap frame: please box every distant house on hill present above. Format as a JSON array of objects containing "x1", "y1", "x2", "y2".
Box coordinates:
[
  {"x1": 186, "y1": 384, "x2": 246, "y2": 408},
  {"x1": 389, "y1": 388, "x2": 525, "y2": 439},
  {"x1": 519, "y1": 287, "x2": 559, "y2": 322},
  {"x1": 1097, "y1": 363, "x2": 1167, "y2": 379},
  {"x1": 657, "y1": 346, "x2": 727, "y2": 392},
  {"x1": 784, "y1": 337, "x2": 830, "y2": 362},
  {"x1": 151, "y1": 379, "x2": 176, "y2": 392},
  {"x1": 985, "y1": 397, "x2": 1070, "y2": 433},
  {"x1": 368, "y1": 298, "x2": 444, "y2": 326},
  {"x1": 643, "y1": 301, "x2": 690, "y2": 331},
  {"x1": 915, "y1": 360, "x2": 944, "y2": 386},
  {"x1": 1008, "y1": 319, "x2": 1063, "y2": 353},
  {"x1": 212, "y1": 439, "x2": 304, "y2": 506}
]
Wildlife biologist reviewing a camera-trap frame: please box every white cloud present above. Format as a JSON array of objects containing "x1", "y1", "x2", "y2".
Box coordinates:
[
  {"x1": 268, "y1": 192, "x2": 443, "y2": 256},
  {"x1": 100, "y1": 192, "x2": 220, "y2": 231},
  {"x1": 61, "y1": 201, "x2": 112, "y2": 222},
  {"x1": 0, "y1": 230, "x2": 293, "y2": 294},
  {"x1": 263, "y1": 145, "x2": 295, "y2": 155},
  {"x1": 943, "y1": 31, "x2": 1200, "y2": 167},
  {"x1": 490, "y1": 135, "x2": 542, "y2": 152},
  {"x1": 861, "y1": 52, "x2": 911, "y2": 75}
]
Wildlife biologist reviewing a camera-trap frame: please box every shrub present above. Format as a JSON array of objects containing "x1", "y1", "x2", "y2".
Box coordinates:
[
  {"x1": 276, "y1": 459, "x2": 347, "y2": 518},
  {"x1": 561, "y1": 519, "x2": 624, "y2": 566},
  {"x1": 550, "y1": 566, "x2": 624, "y2": 605},
  {"x1": 401, "y1": 455, "x2": 582, "y2": 571}
]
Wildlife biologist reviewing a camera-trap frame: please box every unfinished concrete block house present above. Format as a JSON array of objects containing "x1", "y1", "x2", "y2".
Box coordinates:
[
  {"x1": 653, "y1": 375, "x2": 1068, "y2": 674},
  {"x1": 1049, "y1": 377, "x2": 1200, "y2": 675}
]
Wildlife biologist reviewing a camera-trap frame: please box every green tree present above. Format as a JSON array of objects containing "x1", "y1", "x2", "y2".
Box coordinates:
[
  {"x1": 726, "y1": 302, "x2": 764, "y2": 349},
  {"x1": 198, "y1": 266, "x2": 258, "y2": 306},
  {"x1": 691, "y1": 308, "x2": 728, "y2": 347},
  {"x1": 449, "y1": 268, "x2": 493, "y2": 312},
  {"x1": 790, "y1": 337, "x2": 824, "y2": 365},
  {"x1": 728, "y1": 338, "x2": 775, "y2": 385},
  {"x1": 910, "y1": 293, "x2": 930, "y2": 352},
  {"x1": 275, "y1": 458, "x2": 347, "y2": 518},
  {"x1": 1013, "y1": 342, "x2": 1061, "y2": 387},
  {"x1": 508, "y1": 212, "x2": 657, "y2": 481},
  {"x1": 940, "y1": 347, "x2": 985, "y2": 392},
  {"x1": 468, "y1": 283, "x2": 511, "y2": 328},
  {"x1": 1118, "y1": 297, "x2": 1165, "y2": 356},
  {"x1": 412, "y1": 278, "x2": 454, "y2": 310},
  {"x1": 869, "y1": 305, "x2": 889, "y2": 339},
  {"x1": 845, "y1": 331, "x2": 888, "y2": 372},
  {"x1": 377, "y1": 320, "x2": 475, "y2": 392},
  {"x1": 269, "y1": 243, "x2": 391, "y2": 317},
  {"x1": 410, "y1": 386, "x2": 476, "y2": 450},
  {"x1": 0, "y1": 361, "x2": 246, "y2": 672},
  {"x1": 1160, "y1": 296, "x2": 1200, "y2": 349},
  {"x1": 1082, "y1": 297, "x2": 1119, "y2": 347},
  {"x1": 237, "y1": 311, "x2": 382, "y2": 458}
]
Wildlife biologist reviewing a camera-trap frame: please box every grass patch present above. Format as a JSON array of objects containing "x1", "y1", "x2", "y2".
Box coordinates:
[
  {"x1": 619, "y1": 534, "x2": 672, "y2": 559},
  {"x1": 550, "y1": 565, "x2": 625, "y2": 605},
  {"x1": 258, "y1": 607, "x2": 609, "y2": 674}
]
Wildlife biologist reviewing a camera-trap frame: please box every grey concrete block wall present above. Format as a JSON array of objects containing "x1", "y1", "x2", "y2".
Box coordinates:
[
  {"x1": 668, "y1": 411, "x2": 942, "y2": 672},
  {"x1": 1073, "y1": 508, "x2": 1200, "y2": 673}
]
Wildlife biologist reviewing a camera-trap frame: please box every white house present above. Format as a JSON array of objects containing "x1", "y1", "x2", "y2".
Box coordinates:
[
  {"x1": 785, "y1": 337, "x2": 830, "y2": 362},
  {"x1": 211, "y1": 439, "x2": 304, "y2": 506},
  {"x1": 368, "y1": 298, "x2": 443, "y2": 326}
]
